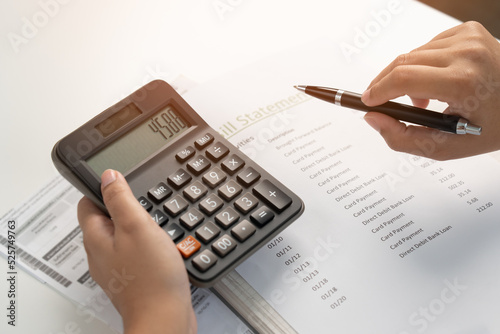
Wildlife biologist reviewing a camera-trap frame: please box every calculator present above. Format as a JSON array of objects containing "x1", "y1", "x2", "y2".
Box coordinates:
[{"x1": 52, "y1": 80, "x2": 304, "y2": 287}]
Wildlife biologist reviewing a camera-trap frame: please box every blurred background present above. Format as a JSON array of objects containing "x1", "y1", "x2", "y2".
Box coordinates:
[{"x1": 419, "y1": 0, "x2": 500, "y2": 37}]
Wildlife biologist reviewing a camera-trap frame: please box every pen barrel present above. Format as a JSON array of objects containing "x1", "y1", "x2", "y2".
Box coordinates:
[{"x1": 341, "y1": 91, "x2": 460, "y2": 133}]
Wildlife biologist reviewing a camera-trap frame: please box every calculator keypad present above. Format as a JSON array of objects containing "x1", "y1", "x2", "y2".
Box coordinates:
[{"x1": 136, "y1": 132, "x2": 300, "y2": 286}]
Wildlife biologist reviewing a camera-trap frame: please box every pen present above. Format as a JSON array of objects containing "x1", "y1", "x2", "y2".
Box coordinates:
[{"x1": 294, "y1": 85, "x2": 482, "y2": 135}]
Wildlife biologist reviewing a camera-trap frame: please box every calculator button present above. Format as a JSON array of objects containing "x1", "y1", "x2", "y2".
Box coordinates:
[
  {"x1": 202, "y1": 167, "x2": 227, "y2": 189},
  {"x1": 215, "y1": 207, "x2": 240, "y2": 229},
  {"x1": 187, "y1": 155, "x2": 211, "y2": 175},
  {"x1": 195, "y1": 221, "x2": 221, "y2": 243},
  {"x1": 221, "y1": 154, "x2": 245, "y2": 175},
  {"x1": 212, "y1": 235, "x2": 237, "y2": 257},
  {"x1": 179, "y1": 208, "x2": 205, "y2": 230},
  {"x1": 199, "y1": 194, "x2": 224, "y2": 216},
  {"x1": 137, "y1": 196, "x2": 153, "y2": 212},
  {"x1": 168, "y1": 168, "x2": 192, "y2": 189},
  {"x1": 237, "y1": 167, "x2": 261, "y2": 187},
  {"x1": 148, "y1": 182, "x2": 173, "y2": 203},
  {"x1": 195, "y1": 133, "x2": 214, "y2": 149},
  {"x1": 151, "y1": 210, "x2": 169, "y2": 227},
  {"x1": 231, "y1": 219, "x2": 256, "y2": 242},
  {"x1": 206, "y1": 142, "x2": 229, "y2": 162},
  {"x1": 183, "y1": 181, "x2": 208, "y2": 202},
  {"x1": 176, "y1": 146, "x2": 195, "y2": 163},
  {"x1": 192, "y1": 249, "x2": 217, "y2": 272},
  {"x1": 177, "y1": 235, "x2": 201, "y2": 258},
  {"x1": 250, "y1": 206, "x2": 275, "y2": 226},
  {"x1": 164, "y1": 223, "x2": 185, "y2": 242},
  {"x1": 234, "y1": 192, "x2": 259, "y2": 214},
  {"x1": 253, "y1": 179, "x2": 292, "y2": 212},
  {"x1": 163, "y1": 195, "x2": 189, "y2": 216},
  {"x1": 218, "y1": 180, "x2": 242, "y2": 201}
]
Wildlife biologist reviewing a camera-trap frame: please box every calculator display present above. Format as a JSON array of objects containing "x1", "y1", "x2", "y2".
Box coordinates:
[{"x1": 87, "y1": 105, "x2": 190, "y2": 176}]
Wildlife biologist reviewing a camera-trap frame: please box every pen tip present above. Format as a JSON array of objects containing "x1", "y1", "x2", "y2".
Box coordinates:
[{"x1": 294, "y1": 85, "x2": 306, "y2": 92}]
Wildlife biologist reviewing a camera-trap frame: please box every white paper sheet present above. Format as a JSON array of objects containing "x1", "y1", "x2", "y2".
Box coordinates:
[{"x1": 183, "y1": 40, "x2": 500, "y2": 334}]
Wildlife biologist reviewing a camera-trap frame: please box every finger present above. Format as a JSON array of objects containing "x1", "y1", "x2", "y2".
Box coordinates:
[
  {"x1": 412, "y1": 23, "x2": 468, "y2": 52},
  {"x1": 410, "y1": 24, "x2": 465, "y2": 52},
  {"x1": 362, "y1": 65, "x2": 459, "y2": 107},
  {"x1": 410, "y1": 97, "x2": 430, "y2": 109},
  {"x1": 365, "y1": 24, "x2": 469, "y2": 92},
  {"x1": 363, "y1": 112, "x2": 460, "y2": 160},
  {"x1": 410, "y1": 35, "x2": 458, "y2": 53},
  {"x1": 412, "y1": 22, "x2": 490, "y2": 55},
  {"x1": 366, "y1": 49, "x2": 451, "y2": 91},
  {"x1": 77, "y1": 196, "x2": 115, "y2": 253},
  {"x1": 100, "y1": 169, "x2": 154, "y2": 233},
  {"x1": 428, "y1": 21, "x2": 487, "y2": 43}
]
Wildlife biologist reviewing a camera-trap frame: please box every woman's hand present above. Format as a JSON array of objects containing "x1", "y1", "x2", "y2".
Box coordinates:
[
  {"x1": 362, "y1": 21, "x2": 500, "y2": 160},
  {"x1": 77, "y1": 170, "x2": 197, "y2": 334}
]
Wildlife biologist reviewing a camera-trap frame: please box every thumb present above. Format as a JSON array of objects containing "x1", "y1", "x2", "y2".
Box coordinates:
[
  {"x1": 363, "y1": 112, "x2": 405, "y2": 134},
  {"x1": 363, "y1": 112, "x2": 452, "y2": 158},
  {"x1": 100, "y1": 169, "x2": 152, "y2": 231},
  {"x1": 363, "y1": 111, "x2": 418, "y2": 151}
]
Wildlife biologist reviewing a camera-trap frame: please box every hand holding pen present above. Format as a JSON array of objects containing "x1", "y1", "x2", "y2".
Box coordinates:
[
  {"x1": 362, "y1": 22, "x2": 500, "y2": 161},
  {"x1": 303, "y1": 22, "x2": 500, "y2": 161},
  {"x1": 295, "y1": 85, "x2": 482, "y2": 135}
]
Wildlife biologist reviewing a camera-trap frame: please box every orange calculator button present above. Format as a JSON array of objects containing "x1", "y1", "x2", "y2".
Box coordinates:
[{"x1": 177, "y1": 235, "x2": 201, "y2": 258}]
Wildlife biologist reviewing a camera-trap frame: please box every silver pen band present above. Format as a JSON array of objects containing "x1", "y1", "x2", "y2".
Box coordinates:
[{"x1": 334, "y1": 90, "x2": 344, "y2": 106}]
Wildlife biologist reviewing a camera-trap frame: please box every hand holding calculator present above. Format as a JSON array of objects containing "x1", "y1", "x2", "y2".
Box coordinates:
[{"x1": 52, "y1": 80, "x2": 304, "y2": 287}]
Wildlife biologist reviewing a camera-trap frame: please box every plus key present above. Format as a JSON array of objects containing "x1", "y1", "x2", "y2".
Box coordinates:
[{"x1": 252, "y1": 179, "x2": 292, "y2": 213}]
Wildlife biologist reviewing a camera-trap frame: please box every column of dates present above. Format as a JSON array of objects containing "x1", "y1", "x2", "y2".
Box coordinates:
[{"x1": 266, "y1": 236, "x2": 347, "y2": 311}]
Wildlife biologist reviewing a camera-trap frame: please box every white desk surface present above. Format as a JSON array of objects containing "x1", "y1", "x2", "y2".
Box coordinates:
[{"x1": 0, "y1": 1, "x2": 477, "y2": 333}]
